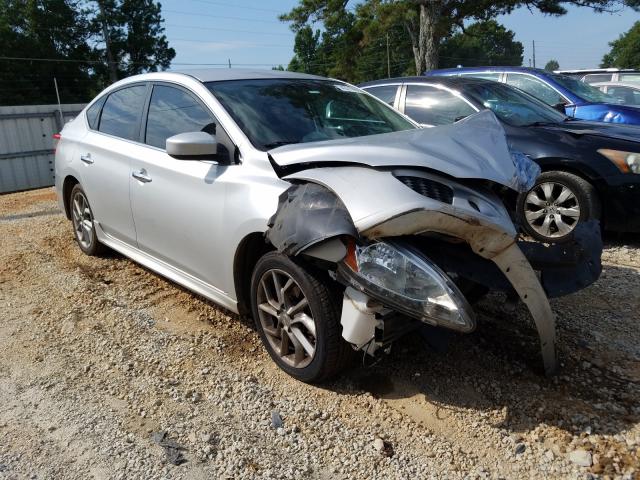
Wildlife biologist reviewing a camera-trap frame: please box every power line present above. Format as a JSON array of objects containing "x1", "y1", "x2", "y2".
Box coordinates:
[
  {"x1": 165, "y1": 23, "x2": 293, "y2": 36},
  {"x1": 164, "y1": 9, "x2": 283, "y2": 24},
  {"x1": 185, "y1": 0, "x2": 283, "y2": 13}
]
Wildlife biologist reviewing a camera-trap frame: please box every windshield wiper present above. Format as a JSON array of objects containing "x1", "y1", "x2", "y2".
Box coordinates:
[{"x1": 264, "y1": 140, "x2": 300, "y2": 149}]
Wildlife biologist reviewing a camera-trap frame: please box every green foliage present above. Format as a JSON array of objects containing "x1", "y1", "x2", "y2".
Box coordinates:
[
  {"x1": 544, "y1": 59, "x2": 560, "y2": 71},
  {"x1": 439, "y1": 20, "x2": 523, "y2": 68},
  {"x1": 0, "y1": 0, "x2": 95, "y2": 105},
  {"x1": 281, "y1": 0, "x2": 640, "y2": 82},
  {"x1": 601, "y1": 21, "x2": 640, "y2": 68},
  {"x1": 91, "y1": 0, "x2": 175, "y2": 83},
  {"x1": 0, "y1": 0, "x2": 174, "y2": 105}
]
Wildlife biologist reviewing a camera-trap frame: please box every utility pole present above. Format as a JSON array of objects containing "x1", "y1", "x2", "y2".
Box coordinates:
[
  {"x1": 53, "y1": 77, "x2": 64, "y2": 129},
  {"x1": 532, "y1": 40, "x2": 536, "y2": 69},
  {"x1": 386, "y1": 33, "x2": 390, "y2": 78},
  {"x1": 228, "y1": 58, "x2": 231, "y2": 68},
  {"x1": 97, "y1": 1, "x2": 118, "y2": 83}
]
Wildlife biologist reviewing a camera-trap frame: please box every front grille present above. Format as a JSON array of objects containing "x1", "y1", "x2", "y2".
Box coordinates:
[{"x1": 396, "y1": 176, "x2": 454, "y2": 204}]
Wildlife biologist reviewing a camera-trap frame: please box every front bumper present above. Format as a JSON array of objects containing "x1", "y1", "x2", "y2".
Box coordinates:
[{"x1": 601, "y1": 177, "x2": 640, "y2": 232}]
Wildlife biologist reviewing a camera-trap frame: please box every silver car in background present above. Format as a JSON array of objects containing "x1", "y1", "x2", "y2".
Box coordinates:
[{"x1": 55, "y1": 69, "x2": 601, "y2": 382}]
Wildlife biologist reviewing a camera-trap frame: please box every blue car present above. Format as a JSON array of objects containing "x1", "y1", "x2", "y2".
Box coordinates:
[{"x1": 425, "y1": 66, "x2": 640, "y2": 126}]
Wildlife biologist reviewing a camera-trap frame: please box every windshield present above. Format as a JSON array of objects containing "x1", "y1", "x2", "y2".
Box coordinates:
[
  {"x1": 463, "y1": 81, "x2": 568, "y2": 126},
  {"x1": 206, "y1": 79, "x2": 415, "y2": 150},
  {"x1": 549, "y1": 73, "x2": 622, "y2": 103}
]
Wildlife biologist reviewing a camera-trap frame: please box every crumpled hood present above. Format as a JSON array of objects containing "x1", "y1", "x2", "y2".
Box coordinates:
[{"x1": 269, "y1": 110, "x2": 526, "y2": 190}]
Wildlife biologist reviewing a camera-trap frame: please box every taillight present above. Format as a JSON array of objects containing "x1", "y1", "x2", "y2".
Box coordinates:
[{"x1": 53, "y1": 133, "x2": 61, "y2": 153}]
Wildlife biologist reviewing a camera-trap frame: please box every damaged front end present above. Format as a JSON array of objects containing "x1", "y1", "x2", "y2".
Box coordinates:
[{"x1": 265, "y1": 111, "x2": 602, "y2": 376}]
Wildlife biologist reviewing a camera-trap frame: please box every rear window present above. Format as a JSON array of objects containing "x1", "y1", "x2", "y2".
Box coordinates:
[{"x1": 99, "y1": 85, "x2": 147, "y2": 141}]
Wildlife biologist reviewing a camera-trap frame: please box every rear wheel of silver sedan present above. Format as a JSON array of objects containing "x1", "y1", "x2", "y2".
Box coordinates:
[
  {"x1": 517, "y1": 171, "x2": 600, "y2": 243},
  {"x1": 69, "y1": 184, "x2": 105, "y2": 256},
  {"x1": 250, "y1": 252, "x2": 352, "y2": 383}
]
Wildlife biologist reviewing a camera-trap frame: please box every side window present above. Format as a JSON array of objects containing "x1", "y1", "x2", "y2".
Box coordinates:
[
  {"x1": 505, "y1": 74, "x2": 565, "y2": 106},
  {"x1": 608, "y1": 86, "x2": 640, "y2": 105},
  {"x1": 404, "y1": 85, "x2": 476, "y2": 126},
  {"x1": 145, "y1": 85, "x2": 215, "y2": 149},
  {"x1": 99, "y1": 85, "x2": 147, "y2": 141},
  {"x1": 86, "y1": 96, "x2": 106, "y2": 130},
  {"x1": 462, "y1": 72, "x2": 501, "y2": 82},
  {"x1": 619, "y1": 73, "x2": 640, "y2": 82},
  {"x1": 583, "y1": 73, "x2": 613, "y2": 84},
  {"x1": 364, "y1": 85, "x2": 399, "y2": 106}
]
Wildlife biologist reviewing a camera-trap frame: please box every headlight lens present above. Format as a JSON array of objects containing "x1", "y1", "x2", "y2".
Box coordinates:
[
  {"x1": 347, "y1": 241, "x2": 475, "y2": 332},
  {"x1": 598, "y1": 149, "x2": 640, "y2": 174}
]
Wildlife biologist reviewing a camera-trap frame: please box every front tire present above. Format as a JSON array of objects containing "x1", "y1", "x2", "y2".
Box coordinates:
[
  {"x1": 250, "y1": 252, "x2": 351, "y2": 383},
  {"x1": 517, "y1": 171, "x2": 600, "y2": 243},
  {"x1": 69, "y1": 184, "x2": 106, "y2": 256}
]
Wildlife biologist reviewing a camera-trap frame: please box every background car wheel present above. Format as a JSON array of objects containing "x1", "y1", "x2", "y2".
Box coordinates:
[
  {"x1": 250, "y1": 252, "x2": 352, "y2": 383},
  {"x1": 69, "y1": 184, "x2": 106, "y2": 256},
  {"x1": 517, "y1": 171, "x2": 600, "y2": 243}
]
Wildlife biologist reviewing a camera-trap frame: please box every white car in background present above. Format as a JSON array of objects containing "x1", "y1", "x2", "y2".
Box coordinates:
[{"x1": 592, "y1": 82, "x2": 640, "y2": 106}]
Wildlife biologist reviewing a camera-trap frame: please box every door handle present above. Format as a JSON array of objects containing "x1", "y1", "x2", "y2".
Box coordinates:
[
  {"x1": 132, "y1": 169, "x2": 152, "y2": 183},
  {"x1": 80, "y1": 153, "x2": 93, "y2": 164}
]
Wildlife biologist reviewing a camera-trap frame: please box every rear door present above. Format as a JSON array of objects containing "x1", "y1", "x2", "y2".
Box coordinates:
[
  {"x1": 129, "y1": 83, "x2": 234, "y2": 290},
  {"x1": 78, "y1": 83, "x2": 148, "y2": 245}
]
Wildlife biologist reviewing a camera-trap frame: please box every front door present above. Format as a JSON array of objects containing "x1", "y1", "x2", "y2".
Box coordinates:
[{"x1": 129, "y1": 83, "x2": 233, "y2": 291}]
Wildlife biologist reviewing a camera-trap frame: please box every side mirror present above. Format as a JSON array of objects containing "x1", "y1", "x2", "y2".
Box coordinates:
[
  {"x1": 166, "y1": 131, "x2": 217, "y2": 160},
  {"x1": 551, "y1": 102, "x2": 567, "y2": 113}
]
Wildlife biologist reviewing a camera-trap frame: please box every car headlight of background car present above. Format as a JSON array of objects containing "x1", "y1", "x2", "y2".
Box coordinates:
[
  {"x1": 342, "y1": 241, "x2": 476, "y2": 332},
  {"x1": 598, "y1": 149, "x2": 640, "y2": 174}
]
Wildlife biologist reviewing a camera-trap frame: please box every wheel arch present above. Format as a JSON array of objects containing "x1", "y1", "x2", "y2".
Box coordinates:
[
  {"x1": 62, "y1": 175, "x2": 80, "y2": 220},
  {"x1": 233, "y1": 232, "x2": 274, "y2": 317}
]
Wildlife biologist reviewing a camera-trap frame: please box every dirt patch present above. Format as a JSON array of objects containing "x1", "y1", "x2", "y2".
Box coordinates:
[{"x1": 0, "y1": 188, "x2": 638, "y2": 479}]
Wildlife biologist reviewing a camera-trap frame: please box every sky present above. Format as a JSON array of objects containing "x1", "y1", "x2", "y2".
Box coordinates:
[{"x1": 161, "y1": 0, "x2": 639, "y2": 72}]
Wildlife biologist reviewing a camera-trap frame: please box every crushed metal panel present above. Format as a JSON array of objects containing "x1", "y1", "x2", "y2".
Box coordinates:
[
  {"x1": 265, "y1": 182, "x2": 358, "y2": 256},
  {"x1": 270, "y1": 110, "x2": 529, "y2": 190}
]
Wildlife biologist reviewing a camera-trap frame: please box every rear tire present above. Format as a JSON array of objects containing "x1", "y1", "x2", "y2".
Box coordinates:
[
  {"x1": 517, "y1": 171, "x2": 600, "y2": 243},
  {"x1": 250, "y1": 252, "x2": 352, "y2": 383},
  {"x1": 69, "y1": 184, "x2": 106, "y2": 256}
]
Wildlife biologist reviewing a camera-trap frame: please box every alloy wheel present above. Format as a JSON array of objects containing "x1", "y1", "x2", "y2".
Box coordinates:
[
  {"x1": 256, "y1": 269, "x2": 317, "y2": 369},
  {"x1": 71, "y1": 191, "x2": 94, "y2": 250},
  {"x1": 524, "y1": 181, "x2": 581, "y2": 239}
]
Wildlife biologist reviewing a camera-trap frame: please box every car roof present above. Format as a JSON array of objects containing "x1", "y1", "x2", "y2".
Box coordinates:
[
  {"x1": 427, "y1": 66, "x2": 549, "y2": 75},
  {"x1": 359, "y1": 75, "x2": 498, "y2": 88},
  {"x1": 556, "y1": 68, "x2": 637, "y2": 74},
  {"x1": 170, "y1": 68, "x2": 326, "y2": 82}
]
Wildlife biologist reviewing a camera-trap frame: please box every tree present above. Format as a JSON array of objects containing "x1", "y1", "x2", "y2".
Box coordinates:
[
  {"x1": 281, "y1": 0, "x2": 640, "y2": 75},
  {"x1": 601, "y1": 21, "x2": 640, "y2": 68},
  {"x1": 0, "y1": 0, "x2": 96, "y2": 105},
  {"x1": 544, "y1": 59, "x2": 560, "y2": 71},
  {"x1": 438, "y1": 20, "x2": 523, "y2": 68},
  {"x1": 91, "y1": 0, "x2": 175, "y2": 85}
]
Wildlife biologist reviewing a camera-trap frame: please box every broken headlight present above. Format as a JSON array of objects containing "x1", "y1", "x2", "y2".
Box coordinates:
[{"x1": 343, "y1": 241, "x2": 475, "y2": 332}]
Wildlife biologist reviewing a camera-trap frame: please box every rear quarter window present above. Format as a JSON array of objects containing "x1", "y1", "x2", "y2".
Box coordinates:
[{"x1": 86, "y1": 96, "x2": 106, "y2": 130}]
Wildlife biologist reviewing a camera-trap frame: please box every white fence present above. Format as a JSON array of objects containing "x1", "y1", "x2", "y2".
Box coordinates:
[{"x1": 0, "y1": 103, "x2": 85, "y2": 194}]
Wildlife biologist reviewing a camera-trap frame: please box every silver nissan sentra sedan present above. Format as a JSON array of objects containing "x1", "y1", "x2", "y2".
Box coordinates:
[{"x1": 55, "y1": 69, "x2": 602, "y2": 382}]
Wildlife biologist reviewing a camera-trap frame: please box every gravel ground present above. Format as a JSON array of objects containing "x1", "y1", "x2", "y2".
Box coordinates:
[{"x1": 0, "y1": 188, "x2": 638, "y2": 480}]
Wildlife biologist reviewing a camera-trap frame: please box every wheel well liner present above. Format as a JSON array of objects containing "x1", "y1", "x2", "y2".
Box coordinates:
[
  {"x1": 233, "y1": 232, "x2": 273, "y2": 316},
  {"x1": 62, "y1": 175, "x2": 80, "y2": 219}
]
